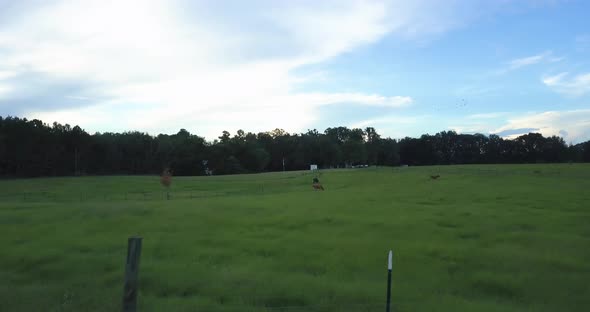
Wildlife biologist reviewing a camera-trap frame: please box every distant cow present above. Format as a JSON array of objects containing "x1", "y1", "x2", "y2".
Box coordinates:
[
  {"x1": 313, "y1": 183, "x2": 325, "y2": 191},
  {"x1": 312, "y1": 176, "x2": 325, "y2": 190}
]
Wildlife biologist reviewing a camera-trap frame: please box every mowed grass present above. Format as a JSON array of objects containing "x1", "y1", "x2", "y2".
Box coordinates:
[{"x1": 1, "y1": 164, "x2": 589, "y2": 312}]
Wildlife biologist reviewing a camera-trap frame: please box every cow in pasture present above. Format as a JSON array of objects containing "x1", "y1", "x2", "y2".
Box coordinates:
[
  {"x1": 312, "y1": 183, "x2": 325, "y2": 191},
  {"x1": 312, "y1": 176, "x2": 325, "y2": 191}
]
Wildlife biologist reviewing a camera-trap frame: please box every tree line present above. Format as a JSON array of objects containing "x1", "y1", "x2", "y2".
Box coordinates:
[{"x1": 1, "y1": 116, "x2": 589, "y2": 177}]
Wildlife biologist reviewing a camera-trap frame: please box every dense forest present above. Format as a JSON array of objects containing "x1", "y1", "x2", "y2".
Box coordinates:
[{"x1": 1, "y1": 116, "x2": 589, "y2": 177}]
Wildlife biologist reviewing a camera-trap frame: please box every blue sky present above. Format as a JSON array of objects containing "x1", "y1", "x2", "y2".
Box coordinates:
[{"x1": 0, "y1": 0, "x2": 589, "y2": 143}]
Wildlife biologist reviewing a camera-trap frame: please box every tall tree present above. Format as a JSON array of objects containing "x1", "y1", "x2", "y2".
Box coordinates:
[{"x1": 0, "y1": 116, "x2": 585, "y2": 177}]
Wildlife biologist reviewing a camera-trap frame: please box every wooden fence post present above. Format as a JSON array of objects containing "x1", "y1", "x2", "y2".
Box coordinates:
[{"x1": 122, "y1": 237, "x2": 142, "y2": 312}]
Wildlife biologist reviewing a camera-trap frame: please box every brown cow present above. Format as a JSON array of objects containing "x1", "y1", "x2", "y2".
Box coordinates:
[
  {"x1": 312, "y1": 183, "x2": 325, "y2": 191},
  {"x1": 312, "y1": 176, "x2": 325, "y2": 190}
]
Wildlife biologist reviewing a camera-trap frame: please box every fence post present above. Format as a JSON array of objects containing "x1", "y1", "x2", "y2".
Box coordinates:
[
  {"x1": 122, "y1": 237, "x2": 142, "y2": 312},
  {"x1": 386, "y1": 250, "x2": 393, "y2": 312}
]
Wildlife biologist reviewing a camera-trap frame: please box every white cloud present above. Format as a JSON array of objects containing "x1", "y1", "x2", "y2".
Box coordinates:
[
  {"x1": 0, "y1": 70, "x2": 17, "y2": 80},
  {"x1": 441, "y1": 109, "x2": 590, "y2": 143},
  {"x1": 266, "y1": 1, "x2": 390, "y2": 63},
  {"x1": 467, "y1": 112, "x2": 510, "y2": 119},
  {"x1": 350, "y1": 114, "x2": 435, "y2": 139},
  {"x1": 576, "y1": 34, "x2": 590, "y2": 51},
  {"x1": 352, "y1": 115, "x2": 424, "y2": 129},
  {"x1": 0, "y1": 0, "x2": 441, "y2": 137},
  {"x1": 508, "y1": 52, "x2": 551, "y2": 70},
  {"x1": 542, "y1": 72, "x2": 569, "y2": 86},
  {"x1": 0, "y1": 83, "x2": 13, "y2": 98},
  {"x1": 448, "y1": 124, "x2": 490, "y2": 134},
  {"x1": 492, "y1": 110, "x2": 590, "y2": 143},
  {"x1": 493, "y1": 51, "x2": 562, "y2": 75},
  {"x1": 303, "y1": 93, "x2": 413, "y2": 108},
  {"x1": 65, "y1": 95, "x2": 92, "y2": 101},
  {"x1": 548, "y1": 56, "x2": 564, "y2": 62},
  {"x1": 1, "y1": 0, "x2": 541, "y2": 138},
  {"x1": 542, "y1": 72, "x2": 590, "y2": 96},
  {"x1": 30, "y1": 92, "x2": 414, "y2": 138}
]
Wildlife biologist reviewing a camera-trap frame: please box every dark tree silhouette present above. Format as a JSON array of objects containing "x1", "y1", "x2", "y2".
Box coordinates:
[{"x1": 0, "y1": 115, "x2": 587, "y2": 177}]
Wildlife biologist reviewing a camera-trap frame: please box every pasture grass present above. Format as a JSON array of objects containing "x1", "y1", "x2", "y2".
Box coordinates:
[{"x1": 1, "y1": 164, "x2": 589, "y2": 311}]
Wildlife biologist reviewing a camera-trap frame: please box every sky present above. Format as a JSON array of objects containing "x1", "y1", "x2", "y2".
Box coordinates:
[{"x1": 0, "y1": 0, "x2": 589, "y2": 143}]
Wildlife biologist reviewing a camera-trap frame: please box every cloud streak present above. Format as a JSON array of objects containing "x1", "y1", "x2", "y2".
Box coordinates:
[
  {"x1": 508, "y1": 52, "x2": 551, "y2": 70},
  {"x1": 467, "y1": 112, "x2": 510, "y2": 119},
  {"x1": 542, "y1": 72, "x2": 590, "y2": 96},
  {"x1": 494, "y1": 51, "x2": 562, "y2": 75}
]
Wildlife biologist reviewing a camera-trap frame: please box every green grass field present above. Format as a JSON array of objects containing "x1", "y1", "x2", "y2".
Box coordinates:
[{"x1": 1, "y1": 164, "x2": 589, "y2": 311}]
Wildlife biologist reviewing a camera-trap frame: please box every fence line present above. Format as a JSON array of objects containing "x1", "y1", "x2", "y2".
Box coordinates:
[{"x1": 117, "y1": 237, "x2": 397, "y2": 311}]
